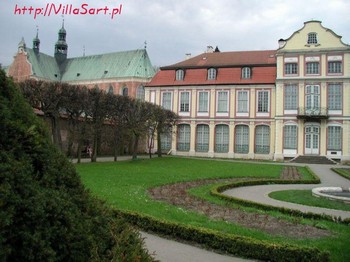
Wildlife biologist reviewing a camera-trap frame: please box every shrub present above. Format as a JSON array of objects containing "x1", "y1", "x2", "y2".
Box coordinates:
[{"x1": 0, "y1": 70, "x2": 154, "y2": 261}]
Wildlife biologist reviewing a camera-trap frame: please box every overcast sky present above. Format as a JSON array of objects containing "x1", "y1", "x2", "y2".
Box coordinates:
[{"x1": 1, "y1": 0, "x2": 349, "y2": 68}]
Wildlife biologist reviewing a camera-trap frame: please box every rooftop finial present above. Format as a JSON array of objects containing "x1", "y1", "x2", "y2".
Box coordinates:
[
  {"x1": 36, "y1": 25, "x2": 39, "y2": 37},
  {"x1": 62, "y1": 15, "x2": 65, "y2": 28},
  {"x1": 144, "y1": 41, "x2": 147, "y2": 49}
]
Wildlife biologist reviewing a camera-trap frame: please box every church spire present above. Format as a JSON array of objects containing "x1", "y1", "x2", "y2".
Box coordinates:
[
  {"x1": 33, "y1": 26, "x2": 40, "y2": 54},
  {"x1": 54, "y1": 18, "x2": 68, "y2": 63}
]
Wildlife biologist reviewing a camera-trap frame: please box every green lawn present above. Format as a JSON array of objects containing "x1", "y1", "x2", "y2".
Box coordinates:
[
  {"x1": 269, "y1": 190, "x2": 350, "y2": 212},
  {"x1": 76, "y1": 157, "x2": 350, "y2": 261}
]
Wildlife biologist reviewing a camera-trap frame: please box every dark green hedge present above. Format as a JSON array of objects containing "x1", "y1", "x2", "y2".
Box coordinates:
[
  {"x1": 0, "y1": 70, "x2": 154, "y2": 261},
  {"x1": 114, "y1": 210, "x2": 330, "y2": 262},
  {"x1": 210, "y1": 166, "x2": 348, "y2": 223}
]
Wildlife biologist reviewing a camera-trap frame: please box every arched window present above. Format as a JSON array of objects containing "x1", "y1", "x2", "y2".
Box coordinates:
[
  {"x1": 176, "y1": 69, "x2": 185, "y2": 81},
  {"x1": 241, "y1": 67, "x2": 251, "y2": 79},
  {"x1": 122, "y1": 87, "x2": 128, "y2": 96},
  {"x1": 215, "y1": 125, "x2": 229, "y2": 153},
  {"x1": 136, "y1": 85, "x2": 145, "y2": 101},
  {"x1": 255, "y1": 125, "x2": 270, "y2": 154},
  {"x1": 108, "y1": 85, "x2": 114, "y2": 94},
  {"x1": 196, "y1": 124, "x2": 209, "y2": 152},
  {"x1": 235, "y1": 125, "x2": 249, "y2": 153},
  {"x1": 207, "y1": 68, "x2": 217, "y2": 80},
  {"x1": 177, "y1": 124, "x2": 190, "y2": 151},
  {"x1": 160, "y1": 131, "x2": 172, "y2": 152},
  {"x1": 283, "y1": 125, "x2": 297, "y2": 149}
]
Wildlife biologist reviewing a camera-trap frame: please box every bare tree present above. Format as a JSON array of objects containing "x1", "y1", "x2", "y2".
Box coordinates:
[{"x1": 19, "y1": 80, "x2": 63, "y2": 150}]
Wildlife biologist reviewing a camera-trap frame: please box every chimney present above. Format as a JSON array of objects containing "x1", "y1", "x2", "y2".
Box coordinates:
[
  {"x1": 278, "y1": 39, "x2": 286, "y2": 48},
  {"x1": 185, "y1": 53, "x2": 192, "y2": 60},
  {"x1": 206, "y1": 45, "x2": 214, "y2": 53}
]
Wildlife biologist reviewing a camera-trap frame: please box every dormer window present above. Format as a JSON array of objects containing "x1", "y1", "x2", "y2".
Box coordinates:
[
  {"x1": 307, "y1": 32, "x2": 318, "y2": 44},
  {"x1": 241, "y1": 67, "x2": 251, "y2": 79},
  {"x1": 176, "y1": 69, "x2": 185, "y2": 81},
  {"x1": 207, "y1": 68, "x2": 216, "y2": 80}
]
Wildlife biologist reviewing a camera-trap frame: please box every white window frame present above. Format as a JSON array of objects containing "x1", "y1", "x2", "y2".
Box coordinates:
[
  {"x1": 196, "y1": 124, "x2": 209, "y2": 152},
  {"x1": 256, "y1": 90, "x2": 270, "y2": 117},
  {"x1": 284, "y1": 84, "x2": 298, "y2": 114},
  {"x1": 306, "y1": 62, "x2": 320, "y2": 75},
  {"x1": 208, "y1": 68, "x2": 217, "y2": 80},
  {"x1": 179, "y1": 91, "x2": 191, "y2": 116},
  {"x1": 235, "y1": 125, "x2": 249, "y2": 154},
  {"x1": 161, "y1": 92, "x2": 172, "y2": 110},
  {"x1": 215, "y1": 124, "x2": 229, "y2": 153},
  {"x1": 327, "y1": 125, "x2": 342, "y2": 151},
  {"x1": 236, "y1": 90, "x2": 249, "y2": 117},
  {"x1": 177, "y1": 124, "x2": 190, "y2": 151},
  {"x1": 216, "y1": 90, "x2": 229, "y2": 117},
  {"x1": 197, "y1": 91, "x2": 209, "y2": 116},
  {"x1": 176, "y1": 69, "x2": 185, "y2": 81},
  {"x1": 283, "y1": 124, "x2": 298, "y2": 156},
  {"x1": 284, "y1": 63, "x2": 298, "y2": 75},
  {"x1": 241, "y1": 67, "x2": 251, "y2": 79},
  {"x1": 255, "y1": 125, "x2": 270, "y2": 154},
  {"x1": 328, "y1": 83, "x2": 342, "y2": 114},
  {"x1": 328, "y1": 61, "x2": 342, "y2": 74}
]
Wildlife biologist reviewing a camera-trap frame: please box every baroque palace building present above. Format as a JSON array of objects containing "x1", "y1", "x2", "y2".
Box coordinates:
[
  {"x1": 146, "y1": 21, "x2": 350, "y2": 163},
  {"x1": 7, "y1": 22, "x2": 155, "y2": 98}
]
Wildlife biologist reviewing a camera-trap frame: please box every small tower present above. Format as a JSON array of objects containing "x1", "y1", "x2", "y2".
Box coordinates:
[
  {"x1": 54, "y1": 20, "x2": 68, "y2": 64},
  {"x1": 33, "y1": 27, "x2": 40, "y2": 54},
  {"x1": 18, "y1": 37, "x2": 26, "y2": 53}
]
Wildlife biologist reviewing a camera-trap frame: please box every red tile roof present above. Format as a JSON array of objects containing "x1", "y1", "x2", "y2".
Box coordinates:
[
  {"x1": 147, "y1": 50, "x2": 276, "y2": 87},
  {"x1": 163, "y1": 50, "x2": 276, "y2": 69}
]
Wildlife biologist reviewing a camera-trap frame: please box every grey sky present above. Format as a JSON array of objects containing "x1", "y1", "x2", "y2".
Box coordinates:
[{"x1": 1, "y1": 0, "x2": 349, "y2": 68}]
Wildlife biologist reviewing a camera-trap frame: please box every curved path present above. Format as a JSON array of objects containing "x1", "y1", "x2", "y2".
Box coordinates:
[{"x1": 223, "y1": 163, "x2": 350, "y2": 219}]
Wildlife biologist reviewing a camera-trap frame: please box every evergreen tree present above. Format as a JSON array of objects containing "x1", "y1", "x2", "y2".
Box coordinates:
[{"x1": 0, "y1": 70, "x2": 154, "y2": 261}]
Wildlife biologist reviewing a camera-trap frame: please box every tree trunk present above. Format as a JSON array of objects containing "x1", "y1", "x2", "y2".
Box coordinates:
[
  {"x1": 77, "y1": 140, "x2": 82, "y2": 164},
  {"x1": 132, "y1": 134, "x2": 139, "y2": 160},
  {"x1": 114, "y1": 129, "x2": 118, "y2": 162},
  {"x1": 157, "y1": 129, "x2": 162, "y2": 157},
  {"x1": 50, "y1": 116, "x2": 63, "y2": 151},
  {"x1": 91, "y1": 132, "x2": 98, "y2": 162}
]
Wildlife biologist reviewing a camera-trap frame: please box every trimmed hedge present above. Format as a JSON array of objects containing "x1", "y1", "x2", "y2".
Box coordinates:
[
  {"x1": 331, "y1": 168, "x2": 350, "y2": 181},
  {"x1": 114, "y1": 209, "x2": 330, "y2": 262},
  {"x1": 210, "y1": 166, "x2": 348, "y2": 223}
]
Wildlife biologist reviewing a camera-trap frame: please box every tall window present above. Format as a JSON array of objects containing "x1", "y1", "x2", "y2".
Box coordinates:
[
  {"x1": 136, "y1": 85, "x2": 145, "y2": 100},
  {"x1": 198, "y1": 92, "x2": 209, "y2": 112},
  {"x1": 176, "y1": 69, "x2": 185, "y2": 81},
  {"x1": 327, "y1": 126, "x2": 342, "y2": 151},
  {"x1": 122, "y1": 87, "x2": 128, "y2": 96},
  {"x1": 237, "y1": 90, "x2": 249, "y2": 113},
  {"x1": 208, "y1": 68, "x2": 217, "y2": 80},
  {"x1": 180, "y1": 92, "x2": 190, "y2": 112},
  {"x1": 306, "y1": 62, "x2": 319, "y2": 74},
  {"x1": 257, "y1": 91, "x2": 269, "y2": 113},
  {"x1": 284, "y1": 84, "x2": 298, "y2": 110},
  {"x1": 285, "y1": 63, "x2": 298, "y2": 75},
  {"x1": 307, "y1": 32, "x2": 318, "y2": 44},
  {"x1": 177, "y1": 124, "x2": 190, "y2": 151},
  {"x1": 235, "y1": 125, "x2": 249, "y2": 154},
  {"x1": 215, "y1": 125, "x2": 229, "y2": 153},
  {"x1": 284, "y1": 125, "x2": 297, "y2": 149},
  {"x1": 328, "y1": 84, "x2": 342, "y2": 110},
  {"x1": 306, "y1": 85, "x2": 320, "y2": 110},
  {"x1": 196, "y1": 125, "x2": 209, "y2": 152},
  {"x1": 108, "y1": 85, "x2": 114, "y2": 94},
  {"x1": 328, "y1": 61, "x2": 342, "y2": 74},
  {"x1": 162, "y1": 92, "x2": 172, "y2": 110},
  {"x1": 160, "y1": 132, "x2": 172, "y2": 152},
  {"x1": 241, "y1": 67, "x2": 251, "y2": 79},
  {"x1": 255, "y1": 125, "x2": 270, "y2": 154},
  {"x1": 217, "y1": 91, "x2": 228, "y2": 112}
]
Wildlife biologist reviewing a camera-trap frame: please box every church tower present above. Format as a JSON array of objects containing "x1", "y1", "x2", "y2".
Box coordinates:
[
  {"x1": 33, "y1": 27, "x2": 40, "y2": 54},
  {"x1": 54, "y1": 21, "x2": 68, "y2": 64}
]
